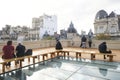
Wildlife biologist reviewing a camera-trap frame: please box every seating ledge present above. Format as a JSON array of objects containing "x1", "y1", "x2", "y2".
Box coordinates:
[
  {"x1": 0, "y1": 55, "x2": 33, "y2": 64},
  {"x1": 92, "y1": 53, "x2": 116, "y2": 56}
]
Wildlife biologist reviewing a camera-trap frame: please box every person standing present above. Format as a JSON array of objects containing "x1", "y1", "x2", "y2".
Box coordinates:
[
  {"x1": 88, "y1": 29, "x2": 93, "y2": 38},
  {"x1": 88, "y1": 29, "x2": 93, "y2": 48},
  {"x1": 88, "y1": 36, "x2": 92, "y2": 48},
  {"x1": 2, "y1": 40, "x2": 15, "y2": 67},
  {"x1": 81, "y1": 35, "x2": 87, "y2": 48}
]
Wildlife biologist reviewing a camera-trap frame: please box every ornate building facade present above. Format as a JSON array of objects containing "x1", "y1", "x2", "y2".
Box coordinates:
[
  {"x1": 94, "y1": 10, "x2": 120, "y2": 35},
  {"x1": 67, "y1": 22, "x2": 80, "y2": 39}
]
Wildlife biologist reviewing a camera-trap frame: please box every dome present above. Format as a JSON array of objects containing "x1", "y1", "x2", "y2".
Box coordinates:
[
  {"x1": 109, "y1": 11, "x2": 116, "y2": 17},
  {"x1": 43, "y1": 31, "x2": 49, "y2": 37},
  {"x1": 95, "y1": 10, "x2": 108, "y2": 19},
  {"x1": 67, "y1": 22, "x2": 77, "y2": 33}
]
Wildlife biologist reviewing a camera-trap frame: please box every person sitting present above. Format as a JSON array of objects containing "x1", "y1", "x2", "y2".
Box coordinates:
[
  {"x1": 88, "y1": 36, "x2": 92, "y2": 48},
  {"x1": 2, "y1": 41, "x2": 15, "y2": 67},
  {"x1": 16, "y1": 43, "x2": 26, "y2": 57},
  {"x1": 55, "y1": 40, "x2": 63, "y2": 50},
  {"x1": 98, "y1": 42, "x2": 112, "y2": 59},
  {"x1": 16, "y1": 43, "x2": 26, "y2": 63}
]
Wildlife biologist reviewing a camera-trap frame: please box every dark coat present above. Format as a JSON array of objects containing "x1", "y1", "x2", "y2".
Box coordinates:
[
  {"x1": 81, "y1": 36, "x2": 87, "y2": 42},
  {"x1": 55, "y1": 41, "x2": 63, "y2": 50},
  {"x1": 98, "y1": 42, "x2": 107, "y2": 53},
  {"x1": 16, "y1": 44, "x2": 26, "y2": 57}
]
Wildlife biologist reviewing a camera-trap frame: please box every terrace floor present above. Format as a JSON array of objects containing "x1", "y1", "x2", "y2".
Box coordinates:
[{"x1": 0, "y1": 47, "x2": 120, "y2": 80}]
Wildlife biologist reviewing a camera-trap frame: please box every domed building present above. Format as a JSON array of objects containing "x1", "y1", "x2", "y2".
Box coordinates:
[
  {"x1": 94, "y1": 10, "x2": 120, "y2": 35},
  {"x1": 95, "y1": 10, "x2": 108, "y2": 20},
  {"x1": 67, "y1": 22, "x2": 77, "y2": 33},
  {"x1": 109, "y1": 11, "x2": 116, "y2": 18},
  {"x1": 67, "y1": 22, "x2": 80, "y2": 40}
]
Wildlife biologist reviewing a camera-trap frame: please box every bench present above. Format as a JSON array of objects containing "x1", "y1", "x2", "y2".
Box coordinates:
[
  {"x1": 0, "y1": 50, "x2": 116, "y2": 74},
  {"x1": 0, "y1": 55, "x2": 41, "y2": 73},
  {"x1": 0, "y1": 57, "x2": 25, "y2": 73},
  {"x1": 40, "y1": 53, "x2": 48, "y2": 61},
  {"x1": 49, "y1": 52, "x2": 56, "y2": 59},
  {"x1": 56, "y1": 50, "x2": 69, "y2": 58},
  {"x1": 75, "y1": 51, "x2": 116, "y2": 62},
  {"x1": 90, "y1": 53, "x2": 116, "y2": 62}
]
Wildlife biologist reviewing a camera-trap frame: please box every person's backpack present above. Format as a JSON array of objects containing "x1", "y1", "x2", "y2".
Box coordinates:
[{"x1": 25, "y1": 49, "x2": 32, "y2": 56}]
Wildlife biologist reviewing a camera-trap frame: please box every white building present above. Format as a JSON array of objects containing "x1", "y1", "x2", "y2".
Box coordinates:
[
  {"x1": 32, "y1": 14, "x2": 57, "y2": 39},
  {"x1": 94, "y1": 10, "x2": 120, "y2": 35}
]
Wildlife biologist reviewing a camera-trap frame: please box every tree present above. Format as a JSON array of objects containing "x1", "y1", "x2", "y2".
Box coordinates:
[{"x1": 95, "y1": 33, "x2": 111, "y2": 40}]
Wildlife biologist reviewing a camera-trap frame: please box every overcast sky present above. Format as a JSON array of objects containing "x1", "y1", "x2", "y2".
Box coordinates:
[{"x1": 0, "y1": 0, "x2": 120, "y2": 34}]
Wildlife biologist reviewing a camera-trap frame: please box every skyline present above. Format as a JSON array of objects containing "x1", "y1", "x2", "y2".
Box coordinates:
[{"x1": 0, "y1": 0, "x2": 120, "y2": 34}]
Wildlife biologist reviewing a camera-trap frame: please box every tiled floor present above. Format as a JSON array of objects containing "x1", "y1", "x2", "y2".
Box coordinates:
[{"x1": 0, "y1": 57, "x2": 120, "y2": 80}]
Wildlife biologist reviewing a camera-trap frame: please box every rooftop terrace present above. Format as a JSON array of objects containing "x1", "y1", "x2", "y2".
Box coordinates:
[
  {"x1": 0, "y1": 40, "x2": 120, "y2": 80},
  {"x1": 0, "y1": 47, "x2": 120, "y2": 80}
]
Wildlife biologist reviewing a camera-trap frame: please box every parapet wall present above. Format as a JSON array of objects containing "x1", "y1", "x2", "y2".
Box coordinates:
[
  {"x1": 71, "y1": 40, "x2": 120, "y2": 49},
  {"x1": 0, "y1": 40, "x2": 119, "y2": 53}
]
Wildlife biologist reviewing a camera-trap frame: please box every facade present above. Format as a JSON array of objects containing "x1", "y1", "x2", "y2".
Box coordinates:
[
  {"x1": 31, "y1": 14, "x2": 57, "y2": 39},
  {"x1": 94, "y1": 10, "x2": 120, "y2": 35},
  {"x1": 67, "y1": 22, "x2": 80, "y2": 39},
  {"x1": 81, "y1": 30, "x2": 86, "y2": 36},
  {"x1": 0, "y1": 14, "x2": 57, "y2": 40},
  {"x1": 29, "y1": 28, "x2": 39, "y2": 40},
  {"x1": 0, "y1": 25, "x2": 29, "y2": 40},
  {"x1": 60, "y1": 29, "x2": 67, "y2": 39}
]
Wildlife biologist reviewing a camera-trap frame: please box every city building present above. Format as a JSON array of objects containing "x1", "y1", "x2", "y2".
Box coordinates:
[
  {"x1": 60, "y1": 29, "x2": 67, "y2": 39},
  {"x1": 94, "y1": 10, "x2": 120, "y2": 36},
  {"x1": 67, "y1": 22, "x2": 80, "y2": 40},
  {"x1": 31, "y1": 14, "x2": 57, "y2": 39},
  {"x1": 81, "y1": 30, "x2": 86, "y2": 36},
  {"x1": 0, "y1": 25, "x2": 29, "y2": 40}
]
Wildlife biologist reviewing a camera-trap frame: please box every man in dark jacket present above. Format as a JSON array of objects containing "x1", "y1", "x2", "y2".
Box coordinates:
[
  {"x1": 55, "y1": 40, "x2": 63, "y2": 50},
  {"x1": 98, "y1": 42, "x2": 111, "y2": 59},
  {"x1": 81, "y1": 35, "x2": 87, "y2": 48},
  {"x1": 16, "y1": 43, "x2": 26, "y2": 57}
]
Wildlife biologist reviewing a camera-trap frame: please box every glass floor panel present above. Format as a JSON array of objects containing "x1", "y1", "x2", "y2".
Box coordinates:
[{"x1": 0, "y1": 57, "x2": 120, "y2": 80}]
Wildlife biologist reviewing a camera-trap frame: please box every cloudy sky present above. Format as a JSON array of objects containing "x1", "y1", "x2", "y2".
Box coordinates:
[{"x1": 0, "y1": 0, "x2": 120, "y2": 34}]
